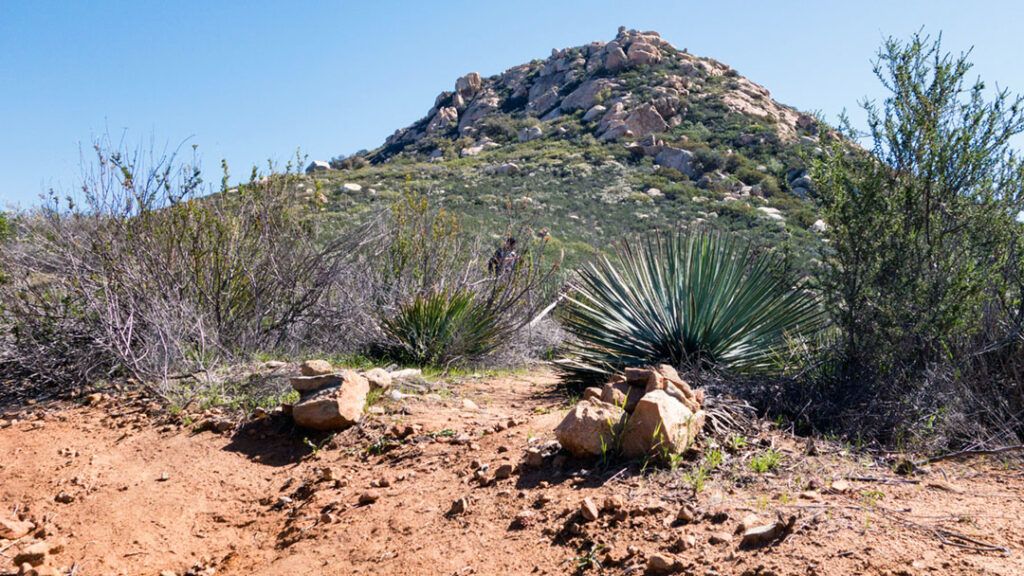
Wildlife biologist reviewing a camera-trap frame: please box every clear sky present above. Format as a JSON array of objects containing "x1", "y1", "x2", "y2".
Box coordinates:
[{"x1": 2, "y1": 0, "x2": 1023, "y2": 207}]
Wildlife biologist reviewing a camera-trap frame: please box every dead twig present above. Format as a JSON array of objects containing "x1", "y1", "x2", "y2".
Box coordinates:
[{"x1": 917, "y1": 444, "x2": 1024, "y2": 466}]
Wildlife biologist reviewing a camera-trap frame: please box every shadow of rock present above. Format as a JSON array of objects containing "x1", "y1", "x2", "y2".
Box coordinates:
[{"x1": 221, "y1": 416, "x2": 322, "y2": 467}]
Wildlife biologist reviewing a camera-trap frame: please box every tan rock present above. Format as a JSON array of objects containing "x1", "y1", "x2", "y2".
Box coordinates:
[
  {"x1": 290, "y1": 374, "x2": 342, "y2": 393},
  {"x1": 300, "y1": 359, "x2": 334, "y2": 376},
  {"x1": 647, "y1": 553, "x2": 678, "y2": 575},
  {"x1": 455, "y1": 72, "x2": 482, "y2": 98},
  {"x1": 604, "y1": 43, "x2": 628, "y2": 71},
  {"x1": 580, "y1": 497, "x2": 600, "y2": 522},
  {"x1": 600, "y1": 380, "x2": 644, "y2": 412},
  {"x1": 0, "y1": 516, "x2": 34, "y2": 539},
  {"x1": 363, "y1": 368, "x2": 392, "y2": 390},
  {"x1": 292, "y1": 370, "x2": 369, "y2": 431},
  {"x1": 554, "y1": 399, "x2": 626, "y2": 457},
  {"x1": 627, "y1": 42, "x2": 662, "y2": 66},
  {"x1": 644, "y1": 365, "x2": 702, "y2": 413},
  {"x1": 620, "y1": 390, "x2": 705, "y2": 459},
  {"x1": 582, "y1": 387, "x2": 602, "y2": 402},
  {"x1": 13, "y1": 541, "x2": 50, "y2": 566}
]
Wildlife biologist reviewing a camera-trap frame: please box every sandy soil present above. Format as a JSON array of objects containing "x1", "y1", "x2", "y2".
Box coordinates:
[{"x1": 1, "y1": 370, "x2": 1022, "y2": 575}]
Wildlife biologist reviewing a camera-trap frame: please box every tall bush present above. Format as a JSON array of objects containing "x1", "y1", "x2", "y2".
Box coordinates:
[
  {"x1": 811, "y1": 32, "x2": 1024, "y2": 444},
  {"x1": 0, "y1": 139, "x2": 353, "y2": 396}
]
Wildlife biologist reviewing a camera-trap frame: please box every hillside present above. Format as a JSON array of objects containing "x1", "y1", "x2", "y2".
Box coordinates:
[{"x1": 308, "y1": 27, "x2": 829, "y2": 270}]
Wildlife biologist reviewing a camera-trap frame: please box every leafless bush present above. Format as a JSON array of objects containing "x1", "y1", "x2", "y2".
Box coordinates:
[
  {"x1": 0, "y1": 138, "x2": 357, "y2": 399},
  {"x1": 334, "y1": 191, "x2": 564, "y2": 368}
]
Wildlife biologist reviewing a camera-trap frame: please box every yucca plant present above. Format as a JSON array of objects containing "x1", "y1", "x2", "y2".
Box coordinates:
[
  {"x1": 382, "y1": 290, "x2": 504, "y2": 367},
  {"x1": 558, "y1": 228, "x2": 825, "y2": 387}
]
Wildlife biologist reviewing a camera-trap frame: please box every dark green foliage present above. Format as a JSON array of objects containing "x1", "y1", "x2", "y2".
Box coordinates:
[
  {"x1": 558, "y1": 229, "x2": 825, "y2": 386},
  {"x1": 382, "y1": 290, "x2": 503, "y2": 367},
  {"x1": 810, "y1": 32, "x2": 1024, "y2": 445},
  {"x1": 691, "y1": 146, "x2": 726, "y2": 175},
  {"x1": 814, "y1": 32, "x2": 1024, "y2": 375}
]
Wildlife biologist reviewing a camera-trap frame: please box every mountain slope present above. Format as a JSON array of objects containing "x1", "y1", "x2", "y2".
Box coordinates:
[{"x1": 310, "y1": 27, "x2": 830, "y2": 271}]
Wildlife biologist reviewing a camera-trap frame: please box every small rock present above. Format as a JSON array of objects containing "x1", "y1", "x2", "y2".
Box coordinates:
[
  {"x1": 462, "y1": 399, "x2": 479, "y2": 411},
  {"x1": 510, "y1": 510, "x2": 536, "y2": 529},
  {"x1": 522, "y1": 448, "x2": 545, "y2": 469},
  {"x1": 580, "y1": 497, "x2": 600, "y2": 522},
  {"x1": 674, "y1": 533, "x2": 697, "y2": 551},
  {"x1": 54, "y1": 491, "x2": 74, "y2": 504},
  {"x1": 736, "y1": 513, "x2": 762, "y2": 534},
  {"x1": 13, "y1": 541, "x2": 51, "y2": 566},
  {"x1": 603, "y1": 495, "x2": 625, "y2": 513},
  {"x1": 158, "y1": 472, "x2": 170, "y2": 482},
  {"x1": 448, "y1": 497, "x2": 470, "y2": 516},
  {"x1": 388, "y1": 368, "x2": 423, "y2": 380},
  {"x1": 0, "y1": 516, "x2": 35, "y2": 539},
  {"x1": 675, "y1": 504, "x2": 696, "y2": 524},
  {"x1": 363, "y1": 368, "x2": 392, "y2": 390},
  {"x1": 708, "y1": 531, "x2": 733, "y2": 545},
  {"x1": 647, "y1": 553, "x2": 678, "y2": 575},
  {"x1": 830, "y1": 479, "x2": 852, "y2": 493},
  {"x1": 358, "y1": 491, "x2": 379, "y2": 505},
  {"x1": 493, "y1": 463, "x2": 515, "y2": 481},
  {"x1": 300, "y1": 359, "x2": 334, "y2": 376}
]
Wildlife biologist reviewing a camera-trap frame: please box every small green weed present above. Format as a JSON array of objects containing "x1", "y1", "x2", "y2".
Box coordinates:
[{"x1": 750, "y1": 449, "x2": 782, "y2": 473}]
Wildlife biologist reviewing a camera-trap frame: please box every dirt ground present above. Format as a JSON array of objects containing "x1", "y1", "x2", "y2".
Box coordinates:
[{"x1": 1, "y1": 369, "x2": 1022, "y2": 576}]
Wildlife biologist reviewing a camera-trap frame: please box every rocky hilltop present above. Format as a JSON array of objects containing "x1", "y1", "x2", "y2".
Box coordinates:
[
  {"x1": 314, "y1": 28, "x2": 829, "y2": 272},
  {"x1": 372, "y1": 27, "x2": 817, "y2": 178}
]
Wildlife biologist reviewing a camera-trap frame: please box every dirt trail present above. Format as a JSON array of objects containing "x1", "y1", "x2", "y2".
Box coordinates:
[{"x1": 1, "y1": 370, "x2": 1022, "y2": 575}]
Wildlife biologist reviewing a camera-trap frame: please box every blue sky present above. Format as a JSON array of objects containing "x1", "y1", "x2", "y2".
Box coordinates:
[{"x1": 2, "y1": 0, "x2": 1023, "y2": 206}]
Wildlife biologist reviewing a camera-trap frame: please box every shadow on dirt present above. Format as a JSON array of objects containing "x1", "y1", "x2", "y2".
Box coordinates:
[{"x1": 221, "y1": 416, "x2": 319, "y2": 467}]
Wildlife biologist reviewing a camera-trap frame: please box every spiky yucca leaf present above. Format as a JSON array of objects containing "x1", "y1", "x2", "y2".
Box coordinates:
[
  {"x1": 558, "y1": 229, "x2": 824, "y2": 386},
  {"x1": 382, "y1": 290, "x2": 503, "y2": 367}
]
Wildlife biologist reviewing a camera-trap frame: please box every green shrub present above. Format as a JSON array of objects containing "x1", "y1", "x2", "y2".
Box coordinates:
[
  {"x1": 382, "y1": 290, "x2": 503, "y2": 367},
  {"x1": 809, "y1": 32, "x2": 1024, "y2": 445},
  {"x1": 557, "y1": 228, "x2": 825, "y2": 386}
]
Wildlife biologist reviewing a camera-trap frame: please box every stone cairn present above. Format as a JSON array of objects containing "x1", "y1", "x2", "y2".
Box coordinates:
[{"x1": 554, "y1": 365, "x2": 706, "y2": 459}]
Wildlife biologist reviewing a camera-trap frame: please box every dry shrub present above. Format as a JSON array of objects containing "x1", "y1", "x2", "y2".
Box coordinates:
[{"x1": 0, "y1": 139, "x2": 354, "y2": 399}]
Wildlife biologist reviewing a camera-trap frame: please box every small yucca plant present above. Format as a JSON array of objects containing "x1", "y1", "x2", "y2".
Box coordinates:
[
  {"x1": 558, "y1": 229, "x2": 825, "y2": 386},
  {"x1": 382, "y1": 290, "x2": 503, "y2": 367}
]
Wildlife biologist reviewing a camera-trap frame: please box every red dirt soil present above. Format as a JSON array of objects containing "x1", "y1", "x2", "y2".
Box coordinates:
[{"x1": 1, "y1": 370, "x2": 1022, "y2": 575}]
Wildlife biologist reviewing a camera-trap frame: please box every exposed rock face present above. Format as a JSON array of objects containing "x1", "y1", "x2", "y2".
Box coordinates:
[
  {"x1": 560, "y1": 78, "x2": 615, "y2": 112},
  {"x1": 455, "y1": 72, "x2": 482, "y2": 99},
  {"x1": 554, "y1": 399, "x2": 626, "y2": 457},
  {"x1": 654, "y1": 147, "x2": 696, "y2": 178},
  {"x1": 292, "y1": 370, "x2": 369, "y2": 431},
  {"x1": 627, "y1": 40, "x2": 662, "y2": 66},
  {"x1": 620, "y1": 389, "x2": 705, "y2": 459},
  {"x1": 604, "y1": 43, "x2": 628, "y2": 71},
  {"x1": 305, "y1": 160, "x2": 330, "y2": 174},
  {"x1": 426, "y1": 106, "x2": 458, "y2": 134},
  {"x1": 518, "y1": 125, "x2": 543, "y2": 142}
]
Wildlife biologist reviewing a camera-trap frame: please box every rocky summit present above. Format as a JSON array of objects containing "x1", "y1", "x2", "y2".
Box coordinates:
[{"x1": 375, "y1": 26, "x2": 810, "y2": 162}]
